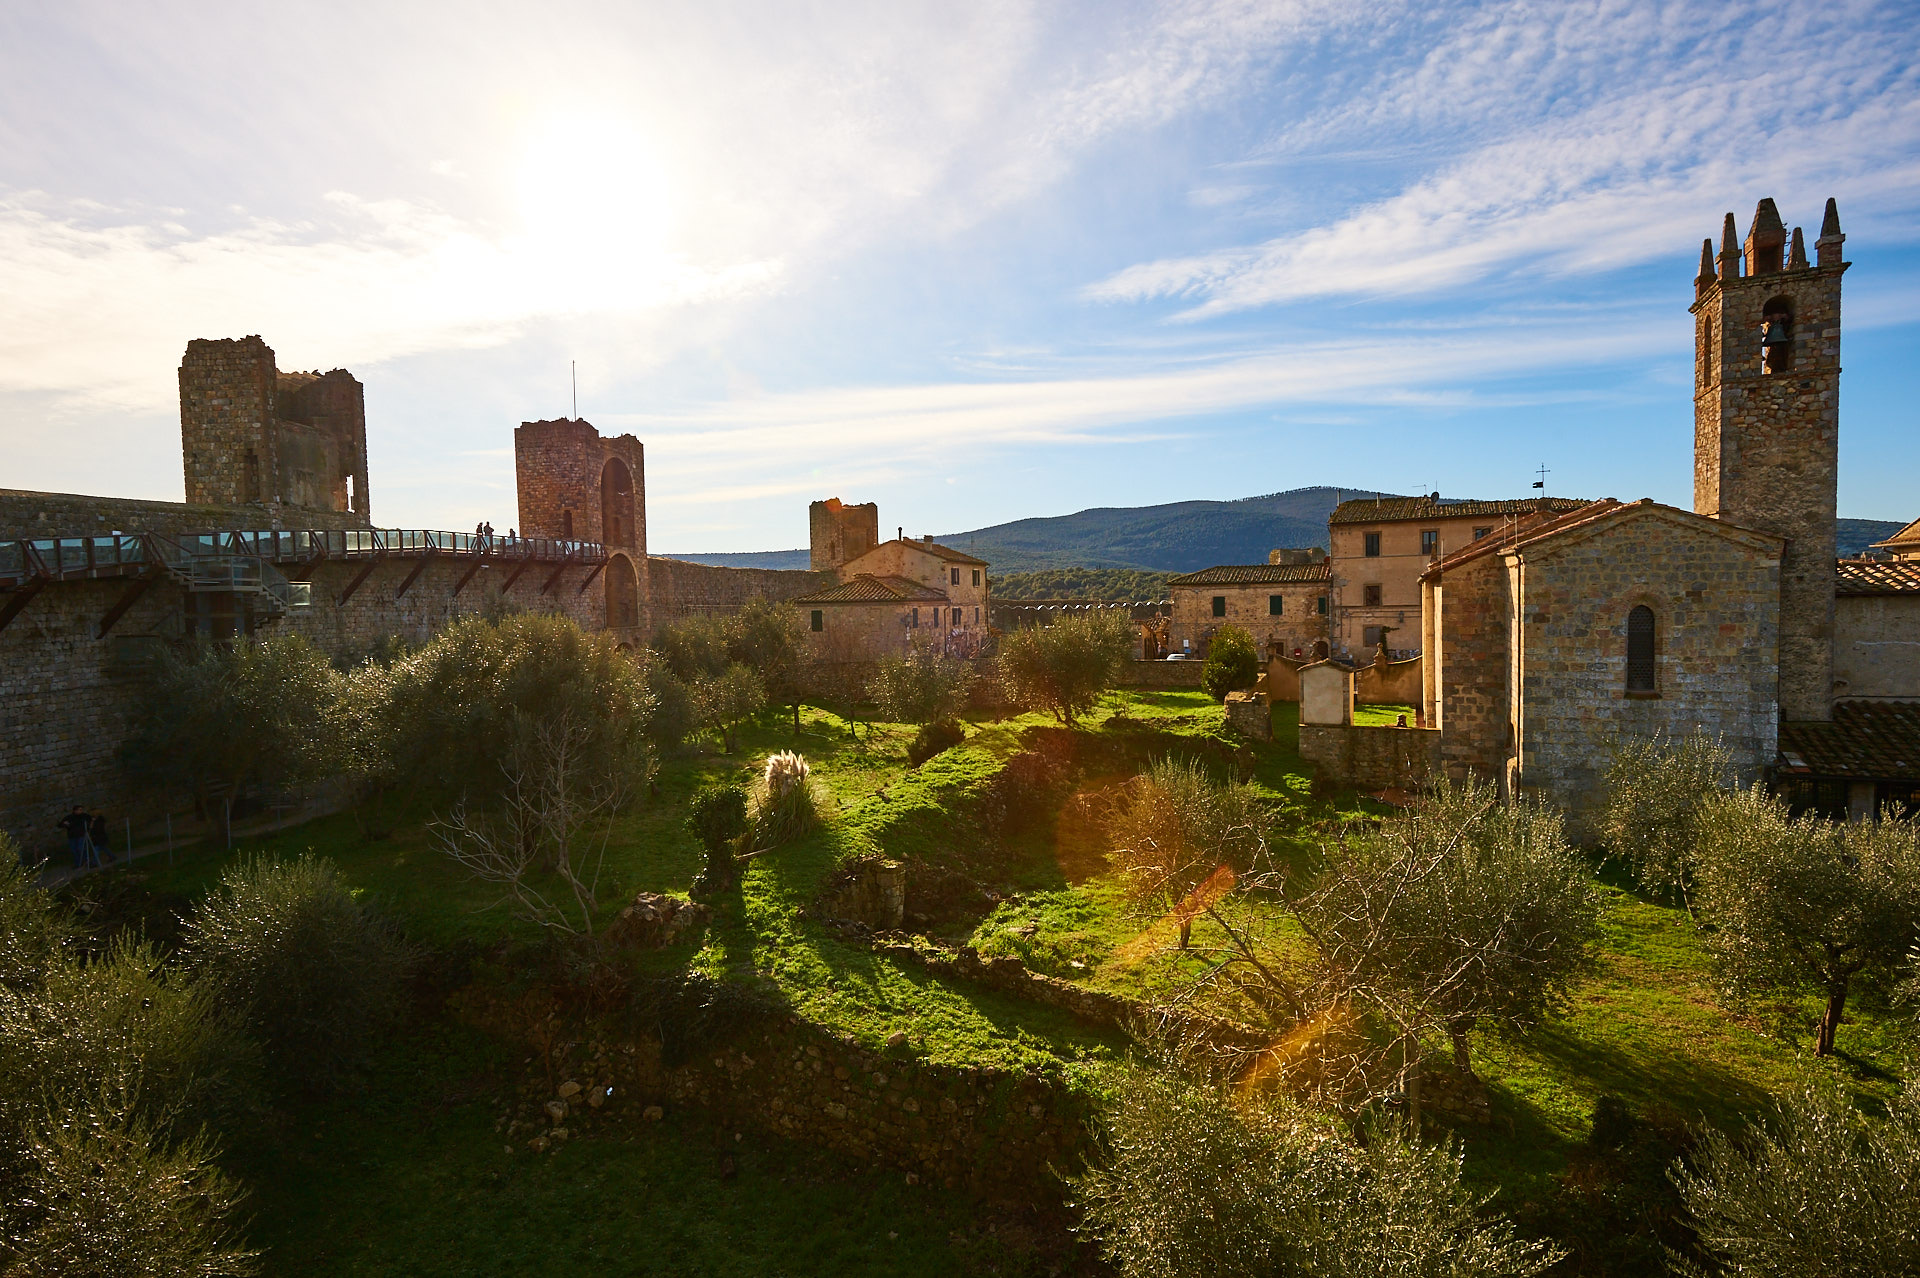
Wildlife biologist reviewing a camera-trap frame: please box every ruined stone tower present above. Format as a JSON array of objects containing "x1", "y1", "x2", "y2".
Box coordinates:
[
  {"x1": 1691, "y1": 197, "x2": 1847, "y2": 722},
  {"x1": 178, "y1": 336, "x2": 371, "y2": 521},
  {"x1": 809, "y1": 498, "x2": 880, "y2": 572},
  {"x1": 513, "y1": 418, "x2": 648, "y2": 631}
]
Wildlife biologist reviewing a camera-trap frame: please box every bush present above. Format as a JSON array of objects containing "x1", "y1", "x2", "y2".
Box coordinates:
[
  {"x1": 687, "y1": 784, "x2": 749, "y2": 898},
  {"x1": 1600, "y1": 730, "x2": 1733, "y2": 907},
  {"x1": 1074, "y1": 1068, "x2": 1562, "y2": 1278},
  {"x1": 998, "y1": 611, "x2": 1134, "y2": 727},
  {"x1": 692, "y1": 663, "x2": 765, "y2": 752},
  {"x1": 1201, "y1": 626, "x2": 1260, "y2": 701},
  {"x1": 1106, "y1": 757, "x2": 1270, "y2": 945},
  {"x1": 644, "y1": 663, "x2": 697, "y2": 749},
  {"x1": 868, "y1": 649, "x2": 976, "y2": 725},
  {"x1": 180, "y1": 855, "x2": 413, "y2": 1094},
  {"x1": 0, "y1": 1090, "x2": 259, "y2": 1277},
  {"x1": 0, "y1": 936, "x2": 261, "y2": 1149},
  {"x1": 751, "y1": 751, "x2": 823, "y2": 850},
  {"x1": 0, "y1": 853, "x2": 70, "y2": 993},
  {"x1": 1673, "y1": 1075, "x2": 1920, "y2": 1275},
  {"x1": 908, "y1": 719, "x2": 966, "y2": 765}
]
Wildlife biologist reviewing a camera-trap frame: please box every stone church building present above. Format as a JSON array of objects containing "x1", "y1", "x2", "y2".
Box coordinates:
[{"x1": 1418, "y1": 197, "x2": 1920, "y2": 825}]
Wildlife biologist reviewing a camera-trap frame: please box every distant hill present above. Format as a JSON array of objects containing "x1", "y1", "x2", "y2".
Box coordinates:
[
  {"x1": 991, "y1": 568, "x2": 1171, "y2": 600},
  {"x1": 664, "y1": 499, "x2": 1903, "y2": 574}
]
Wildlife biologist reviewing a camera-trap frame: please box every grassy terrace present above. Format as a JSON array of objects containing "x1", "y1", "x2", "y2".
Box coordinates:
[{"x1": 113, "y1": 689, "x2": 1910, "y2": 1275}]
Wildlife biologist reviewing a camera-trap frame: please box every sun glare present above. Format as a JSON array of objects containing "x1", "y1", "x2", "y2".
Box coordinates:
[{"x1": 512, "y1": 113, "x2": 680, "y2": 306}]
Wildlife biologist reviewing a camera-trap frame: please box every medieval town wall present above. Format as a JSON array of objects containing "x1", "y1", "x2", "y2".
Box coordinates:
[
  {"x1": 647, "y1": 556, "x2": 829, "y2": 628},
  {"x1": 0, "y1": 490, "x2": 369, "y2": 539},
  {"x1": 1513, "y1": 514, "x2": 1781, "y2": 831}
]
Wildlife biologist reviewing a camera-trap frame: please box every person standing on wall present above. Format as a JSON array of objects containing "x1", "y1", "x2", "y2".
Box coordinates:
[{"x1": 56, "y1": 806, "x2": 89, "y2": 870}]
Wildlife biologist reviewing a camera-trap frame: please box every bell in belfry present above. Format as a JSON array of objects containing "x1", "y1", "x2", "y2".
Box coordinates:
[{"x1": 1760, "y1": 311, "x2": 1792, "y2": 374}]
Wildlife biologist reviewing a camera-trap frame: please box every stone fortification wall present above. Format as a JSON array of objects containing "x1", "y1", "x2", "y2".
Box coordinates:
[
  {"x1": 0, "y1": 490, "x2": 369, "y2": 539},
  {"x1": 0, "y1": 557, "x2": 608, "y2": 851},
  {"x1": 1300, "y1": 724, "x2": 1440, "y2": 791},
  {"x1": 646, "y1": 556, "x2": 828, "y2": 627}
]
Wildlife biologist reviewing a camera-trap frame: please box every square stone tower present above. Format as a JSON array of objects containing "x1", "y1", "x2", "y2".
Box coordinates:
[
  {"x1": 809, "y1": 498, "x2": 880, "y2": 572},
  {"x1": 514, "y1": 418, "x2": 648, "y2": 631},
  {"x1": 1691, "y1": 197, "x2": 1847, "y2": 722}
]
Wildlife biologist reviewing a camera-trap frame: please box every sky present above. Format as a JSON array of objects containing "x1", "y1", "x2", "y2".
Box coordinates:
[{"x1": 1, "y1": 0, "x2": 1916, "y2": 553}]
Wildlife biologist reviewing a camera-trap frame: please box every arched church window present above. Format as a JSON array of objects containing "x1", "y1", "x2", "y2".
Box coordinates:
[{"x1": 1626, "y1": 606, "x2": 1656, "y2": 693}]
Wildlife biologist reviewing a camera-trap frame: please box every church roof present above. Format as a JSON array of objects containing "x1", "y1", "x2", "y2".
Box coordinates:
[
  {"x1": 1168, "y1": 562, "x2": 1331, "y2": 587},
  {"x1": 1778, "y1": 701, "x2": 1920, "y2": 781},
  {"x1": 1331, "y1": 495, "x2": 1588, "y2": 525},
  {"x1": 791, "y1": 573, "x2": 948, "y2": 605},
  {"x1": 1868, "y1": 516, "x2": 1920, "y2": 554},
  {"x1": 1422, "y1": 498, "x2": 1784, "y2": 580},
  {"x1": 1835, "y1": 558, "x2": 1920, "y2": 595},
  {"x1": 1421, "y1": 500, "x2": 1620, "y2": 579}
]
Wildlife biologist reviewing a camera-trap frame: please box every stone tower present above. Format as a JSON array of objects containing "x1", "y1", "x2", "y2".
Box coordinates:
[
  {"x1": 178, "y1": 336, "x2": 371, "y2": 521},
  {"x1": 1691, "y1": 197, "x2": 1847, "y2": 722},
  {"x1": 809, "y1": 498, "x2": 880, "y2": 572},
  {"x1": 513, "y1": 418, "x2": 648, "y2": 631}
]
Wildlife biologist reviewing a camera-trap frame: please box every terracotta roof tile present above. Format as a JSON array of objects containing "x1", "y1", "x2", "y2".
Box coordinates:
[
  {"x1": 1778, "y1": 701, "x2": 1920, "y2": 781},
  {"x1": 791, "y1": 573, "x2": 948, "y2": 605},
  {"x1": 1422, "y1": 500, "x2": 1619, "y2": 579},
  {"x1": 1836, "y1": 558, "x2": 1920, "y2": 595},
  {"x1": 887, "y1": 538, "x2": 987, "y2": 565},
  {"x1": 1330, "y1": 495, "x2": 1589, "y2": 525},
  {"x1": 1167, "y1": 562, "x2": 1331, "y2": 587},
  {"x1": 1869, "y1": 516, "x2": 1920, "y2": 552}
]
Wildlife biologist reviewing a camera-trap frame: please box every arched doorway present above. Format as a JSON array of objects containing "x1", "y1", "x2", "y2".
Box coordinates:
[
  {"x1": 600, "y1": 457, "x2": 634, "y2": 549},
  {"x1": 605, "y1": 553, "x2": 640, "y2": 630}
]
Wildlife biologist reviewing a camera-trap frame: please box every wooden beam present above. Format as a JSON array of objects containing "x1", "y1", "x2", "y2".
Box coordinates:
[
  {"x1": 500, "y1": 556, "x2": 534, "y2": 594},
  {"x1": 336, "y1": 555, "x2": 383, "y2": 606},
  {"x1": 97, "y1": 572, "x2": 158, "y2": 638},
  {"x1": 574, "y1": 560, "x2": 606, "y2": 594},
  {"x1": 392, "y1": 549, "x2": 437, "y2": 601},
  {"x1": 450, "y1": 556, "x2": 488, "y2": 598},
  {"x1": 0, "y1": 578, "x2": 47, "y2": 634},
  {"x1": 540, "y1": 562, "x2": 570, "y2": 595}
]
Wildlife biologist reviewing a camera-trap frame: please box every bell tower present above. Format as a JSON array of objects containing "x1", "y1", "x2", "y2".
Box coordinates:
[{"x1": 1691, "y1": 197, "x2": 1847, "y2": 722}]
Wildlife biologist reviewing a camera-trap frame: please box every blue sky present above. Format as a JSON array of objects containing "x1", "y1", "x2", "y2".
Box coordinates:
[{"x1": 2, "y1": 0, "x2": 1916, "y2": 551}]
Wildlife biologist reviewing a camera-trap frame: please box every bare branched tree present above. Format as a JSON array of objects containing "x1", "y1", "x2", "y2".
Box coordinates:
[{"x1": 432, "y1": 708, "x2": 635, "y2": 942}]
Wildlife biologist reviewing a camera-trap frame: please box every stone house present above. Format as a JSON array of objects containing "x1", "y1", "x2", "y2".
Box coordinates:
[
  {"x1": 793, "y1": 534, "x2": 990, "y2": 660},
  {"x1": 1166, "y1": 551, "x2": 1329, "y2": 659},
  {"x1": 1328, "y1": 494, "x2": 1586, "y2": 660}
]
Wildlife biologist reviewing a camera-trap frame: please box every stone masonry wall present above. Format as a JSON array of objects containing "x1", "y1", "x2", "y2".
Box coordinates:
[
  {"x1": 808, "y1": 499, "x2": 879, "y2": 572},
  {"x1": 647, "y1": 556, "x2": 828, "y2": 628},
  {"x1": 1514, "y1": 511, "x2": 1780, "y2": 833},
  {"x1": 1168, "y1": 581, "x2": 1328, "y2": 658},
  {"x1": 179, "y1": 337, "x2": 277, "y2": 509},
  {"x1": 1299, "y1": 724, "x2": 1440, "y2": 791},
  {"x1": 1832, "y1": 594, "x2": 1920, "y2": 701},
  {"x1": 1430, "y1": 551, "x2": 1513, "y2": 780}
]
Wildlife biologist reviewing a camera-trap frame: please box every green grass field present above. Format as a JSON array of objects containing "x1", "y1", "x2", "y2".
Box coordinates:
[{"x1": 108, "y1": 688, "x2": 1912, "y2": 1275}]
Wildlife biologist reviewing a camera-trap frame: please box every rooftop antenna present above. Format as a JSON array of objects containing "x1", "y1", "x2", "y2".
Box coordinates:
[{"x1": 571, "y1": 360, "x2": 578, "y2": 420}]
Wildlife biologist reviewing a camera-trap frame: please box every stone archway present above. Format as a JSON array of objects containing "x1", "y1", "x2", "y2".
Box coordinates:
[
  {"x1": 605, "y1": 553, "x2": 640, "y2": 630},
  {"x1": 600, "y1": 457, "x2": 634, "y2": 549}
]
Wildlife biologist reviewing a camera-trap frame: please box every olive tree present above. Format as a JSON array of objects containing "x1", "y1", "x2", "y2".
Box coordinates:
[
  {"x1": 1693, "y1": 789, "x2": 1920, "y2": 1056},
  {"x1": 1600, "y1": 730, "x2": 1734, "y2": 910},
  {"x1": 1074, "y1": 1067, "x2": 1563, "y2": 1278},
  {"x1": 867, "y1": 647, "x2": 976, "y2": 726},
  {"x1": 1201, "y1": 626, "x2": 1260, "y2": 701},
  {"x1": 1672, "y1": 1076, "x2": 1920, "y2": 1276},
  {"x1": 998, "y1": 610, "x2": 1133, "y2": 727},
  {"x1": 1106, "y1": 756, "x2": 1271, "y2": 949}
]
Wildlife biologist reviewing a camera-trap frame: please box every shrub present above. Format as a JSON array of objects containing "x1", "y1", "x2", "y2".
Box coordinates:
[
  {"x1": 687, "y1": 785, "x2": 749, "y2": 898},
  {"x1": 1106, "y1": 757, "x2": 1270, "y2": 946},
  {"x1": 1600, "y1": 730, "x2": 1733, "y2": 907},
  {"x1": 998, "y1": 611, "x2": 1134, "y2": 727},
  {"x1": 907, "y1": 719, "x2": 966, "y2": 766},
  {"x1": 1074, "y1": 1068, "x2": 1562, "y2": 1278},
  {"x1": 0, "y1": 1090, "x2": 259, "y2": 1277},
  {"x1": 644, "y1": 663, "x2": 697, "y2": 749},
  {"x1": 751, "y1": 751, "x2": 823, "y2": 850},
  {"x1": 0, "y1": 853, "x2": 70, "y2": 993},
  {"x1": 0, "y1": 936, "x2": 261, "y2": 1148},
  {"x1": 1201, "y1": 626, "x2": 1260, "y2": 701},
  {"x1": 1672, "y1": 1075, "x2": 1920, "y2": 1275},
  {"x1": 180, "y1": 855, "x2": 413, "y2": 1094},
  {"x1": 868, "y1": 649, "x2": 976, "y2": 725}
]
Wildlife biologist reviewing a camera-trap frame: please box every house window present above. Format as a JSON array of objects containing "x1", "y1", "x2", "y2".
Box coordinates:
[
  {"x1": 911, "y1": 608, "x2": 919, "y2": 627},
  {"x1": 1269, "y1": 594, "x2": 1284, "y2": 616},
  {"x1": 1364, "y1": 532, "x2": 1381, "y2": 557},
  {"x1": 1473, "y1": 527, "x2": 1492, "y2": 540},
  {"x1": 1211, "y1": 595, "x2": 1226, "y2": 618},
  {"x1": 1421, "y1": 530, "x2": 1439, "y2": 555},
  {"x1": 810, "y1": 610, "x2": 823, "y2": 633},
  {"x1": 973, "y1": 607, "x2": 979, "y2": 624},
  {"x1": 971, "y1": 569, "x2": 981, "y2": 587},
  {"x1": 1317, "y1": 596, "x2": 1327, "y2": 615},
  {"x1": 1363, "y1": 584, "x2": 1382, "y2": 607},
  {"x1": 951, "y1": 567, "x2": 960, "y2": 585},
  {"x1": 1363, "y1": 625, "x2": 1385, "y2": 649},
  {"x1": 1627, "y1": 605, "x2": 1656, "y2": 692}
]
